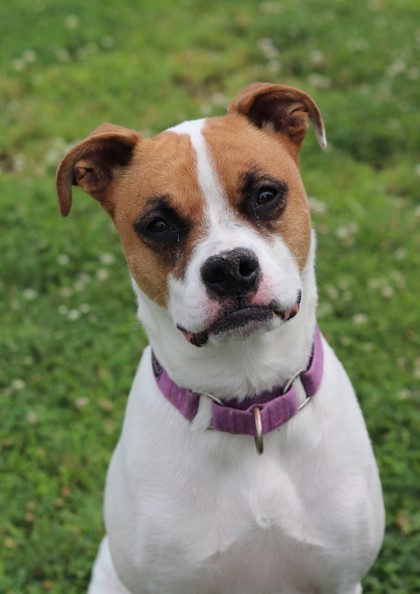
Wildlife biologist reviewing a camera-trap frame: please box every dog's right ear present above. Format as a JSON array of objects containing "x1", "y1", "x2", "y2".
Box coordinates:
[{"x1": 56, "y1": 124, "x2": 141, "y2": 216}]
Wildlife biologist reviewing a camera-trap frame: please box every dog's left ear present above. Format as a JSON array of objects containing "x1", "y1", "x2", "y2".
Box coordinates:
[{"x1": 228, "y1": 82, "x2": 327, "y2": 152}]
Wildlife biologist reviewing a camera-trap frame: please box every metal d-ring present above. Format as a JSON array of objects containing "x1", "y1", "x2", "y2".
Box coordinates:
[
  {"x1": 282, "y1": 368, "x2": 305, "y2": 394},
  {"x1": 198, "y1": 391, "x2": 224, "y2": 406},
  {"x1": 254, "y1": 407, "x2": 264, "y2": 455}
]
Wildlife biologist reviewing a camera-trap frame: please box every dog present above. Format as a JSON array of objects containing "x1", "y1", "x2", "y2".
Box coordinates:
[{"x1": 56, "y1": 83, "x2": 384, "y2": 594}]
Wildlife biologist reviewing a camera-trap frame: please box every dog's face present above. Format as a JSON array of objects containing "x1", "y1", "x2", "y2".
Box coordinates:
[{"x1": 56, "y1": 83, "x2": 326, "y2": 347}]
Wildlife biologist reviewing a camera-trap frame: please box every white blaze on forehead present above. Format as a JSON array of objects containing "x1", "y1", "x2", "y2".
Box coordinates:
[
  {"x1": 166, "y1": 118, "x2": 305, "y2": 338},
  {"x1": 168, "y1": 119, "x2": 231, "y2": 228}
]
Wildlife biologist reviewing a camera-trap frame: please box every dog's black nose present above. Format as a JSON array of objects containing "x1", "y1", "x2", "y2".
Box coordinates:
[{"x1": 201, "y1": 248, "x2": 261, "y2": 298}]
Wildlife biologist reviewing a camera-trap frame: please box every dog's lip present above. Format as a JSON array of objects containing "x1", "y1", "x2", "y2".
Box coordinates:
[
  {"x1": 210, "y1": 305, "x2": 276, "y2": 336},
  {"x1": 177, "y1": 296, "x2": 301, "y2": 347}
]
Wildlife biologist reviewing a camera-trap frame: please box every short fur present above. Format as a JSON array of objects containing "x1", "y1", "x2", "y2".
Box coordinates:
[{"x1": 56, "y1": 83, "x2": 384, "y2": 594}]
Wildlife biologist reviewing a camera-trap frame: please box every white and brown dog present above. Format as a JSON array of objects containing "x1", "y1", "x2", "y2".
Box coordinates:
[{"x1": 56, "y1": 83, "x2": 384, "y2": 594}]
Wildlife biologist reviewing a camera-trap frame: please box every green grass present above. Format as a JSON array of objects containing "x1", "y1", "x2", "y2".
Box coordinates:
[{"x1": 1, "y1": 0, "x2": 419, "y2": 592}]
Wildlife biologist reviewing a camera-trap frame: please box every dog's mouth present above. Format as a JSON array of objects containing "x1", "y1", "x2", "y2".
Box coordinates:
[{"x1": 177, "y1": 297, "x2": 301, "y2": 347}]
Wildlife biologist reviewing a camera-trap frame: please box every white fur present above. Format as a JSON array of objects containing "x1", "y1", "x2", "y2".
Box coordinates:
[
  {"x1": 168, "y1": 119, "x2": 302, "y2": 349},
  {"x1": 87, "y1": 119, "x2": 384, "y2": 594}
]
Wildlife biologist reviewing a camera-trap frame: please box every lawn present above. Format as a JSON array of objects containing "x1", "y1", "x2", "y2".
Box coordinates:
[{"x1": 1, "y1": 0, "x2": 419, "y2": 592}]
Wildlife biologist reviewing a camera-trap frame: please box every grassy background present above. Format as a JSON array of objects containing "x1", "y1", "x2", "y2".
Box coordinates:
[{"x1": 1, "y1": 0, "x2": 419, "y2": 592}]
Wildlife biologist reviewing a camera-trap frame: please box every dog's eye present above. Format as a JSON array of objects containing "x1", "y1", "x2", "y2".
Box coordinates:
[
  {"x1": 240, "y1": 170, "x2": 288, "y2": 225},
  {"x1": 134, "y1": 196, "x2": 190, "y2": 250},
  {"x1": 254, "y1": 182, "x2": 287, "y2": 217},
  {"x1": 142, "y1": 216, "x2": 180, "y2": 244},
  {"x1": 146, "y1": 217, "x2": 172, "y2": 234},
  {"x1": 135, "y1": 212, "x2": 188, "y2": 248},
  {"x1": 257, "y1": 187, "x2": 279, "y2": 205}
]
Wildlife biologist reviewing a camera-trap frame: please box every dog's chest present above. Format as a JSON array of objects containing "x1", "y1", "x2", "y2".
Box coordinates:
[
  {"x1": 104, "y1": 349, "x2": 383, "y2": 594},
  {"x1": 112, "y1": 434, "x2": 331, "y2": 593}
]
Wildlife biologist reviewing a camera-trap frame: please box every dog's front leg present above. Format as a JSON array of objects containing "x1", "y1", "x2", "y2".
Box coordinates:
[{"x1": 88, "y1": 536, "x2": 132, "y2": 594}]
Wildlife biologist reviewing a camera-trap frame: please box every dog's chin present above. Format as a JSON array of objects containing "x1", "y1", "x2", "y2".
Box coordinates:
[
  {"x1": 209, "y1": 314, "x2": 280, "y2": 344},
  {"x1": 178, "y1": 302, "x2": 300, "y2": 347},
  {"x1": 210, "y1": 307, "x2": 277, "y2": 339}
]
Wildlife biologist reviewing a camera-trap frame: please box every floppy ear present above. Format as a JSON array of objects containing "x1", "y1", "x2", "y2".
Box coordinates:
[
  {"x1": 228, "y1": 82, "x2": 327, "y2": 152},
  {"x1": 56, "y1": 124, "x2": 141, "y2": 216}
]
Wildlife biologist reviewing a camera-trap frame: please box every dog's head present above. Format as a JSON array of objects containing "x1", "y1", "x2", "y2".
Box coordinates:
[{"x1": 56, "y1": 83, "x2": 326, "y2": 347}]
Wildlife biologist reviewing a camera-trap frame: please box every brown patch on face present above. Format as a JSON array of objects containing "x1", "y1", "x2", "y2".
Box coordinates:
[
  {"x1": 202, "y1": 113, "x2": 312, "y2": 271},
  {"x1": 109, "y1": 131, "x2": 205, "y2": 306}
]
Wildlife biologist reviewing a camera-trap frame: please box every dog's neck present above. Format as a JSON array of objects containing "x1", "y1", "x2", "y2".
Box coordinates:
[{"x1": 132, "y1": 238, "x2": 318, "y2": 402}]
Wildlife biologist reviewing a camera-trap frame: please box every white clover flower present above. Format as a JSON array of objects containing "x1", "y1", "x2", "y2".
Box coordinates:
[
  {"x1": 199, "y1": 103, "x2": 212, "y2": 116},
  {"x1": 386, "y1": 59, "x2": 407, "y2": 78},
  {"x1": 23, "y1": 288, "x2": 38, "y2": 300},
  {"x1": 75, "y1": 396, "x2": 90, "y2": 408},
  {"x1": 398, "y1": 389, "x2": 411, "y2": 400},
  {"x1": 348, "y1": 39, "x2": 368, "y2": 51},
  {"x1": 267, "y1": 60, "x2": 281, "y2": 73},
  {"x1": 257, "y1": 37, "x2": 278, "y2": 60},
  {"x1": 57, "y1": 254, "x2": 70, "y2": 265},
  {"x1": 22, "y1": 49, "x2": 37, "y2": 63},
  {"x1": 210, "y1": 93, "x2": 228, "y2": 107},
  {"x1": 363, "y1": 342, "x2": 374, "y2": 352},
  {"x1": 309, "y1": 49, "x2": 325, "y2": 66},
  {"x1": 12, "y1": 58, "x2": 25, "y2": 71},
  {"x1": 352, "y1": 313, "x2": 368, "y2": 326},
  {"x1": 13, "y1": 154, "x2": 27, "y2": 172},
  {"x1": 260, "y1": 2, "x2": 282, "y2": 14},
  {"x1": 100, "y1": 252, "x2": 115, "y2": 265},
  {"x1": 407, "y1": 67, "x2": 419, "y2": 80},
  {"x1": 65, "y1": 14, "x2": 79, "y2": 29},
  {"x1": 79, "y1": 273, "x2": 91, "y2": 284},
  {"x1": 26, "y1": 411, "x2": 39, "y2": 425},
  {"x1": 381, "y1": 285, "x2": 395, "y2": 299},
  {"x1": 317, "y1": 302, "x2": 333, "y2": 318},
  {"x1": 325, "y1": 285, "x2": 339, "y2": 300},
  {"x1": 338, "y1": 277, "x2": 352, "y2": 290},
  {"x1": 74, "y1": 273, "x2": 91, "y2": 291},
  {"x1": 59, "y1": 287, "x2": 73, "y2": 298},
  {"x1": 96, "y1": 269, "x2": 109, "y2": 282},
  {"x1": 308, "y1": 196, "x2": 328, "y2": 215},
  {"x1": 335, "y1": 222, "x2": 359, "y2": 241},
  {"x1": 307, "y1": 74, "x2": 331, "y2": 90},
  {"x1": 67, "y1": 309, "x2": 80, "y2": 321},
  {"x1": 368, "y1": 278, "x2": 381, "y2": 290}
]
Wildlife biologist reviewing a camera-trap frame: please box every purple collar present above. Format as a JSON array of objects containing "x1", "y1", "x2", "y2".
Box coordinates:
[{"x1": 152, "y1": 325, "x2": 323, "y2": 453}]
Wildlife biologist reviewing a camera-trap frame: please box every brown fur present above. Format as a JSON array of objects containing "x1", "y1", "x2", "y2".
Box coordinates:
[
  {"x1": 202, "y1": 114, "x2": 312, "y2": 271},
  {"x1": 111, "y1": 132, "x2": 206, "y2": 305},
  {"x1": 228, "y1": 82, "x2": 325, "y2": 154},
  {"x1": 56, "y1": 83, "x2": 325, "y2": 303}
]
